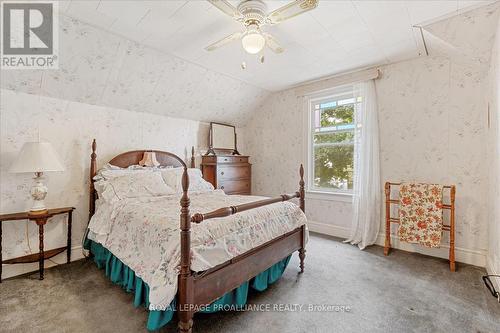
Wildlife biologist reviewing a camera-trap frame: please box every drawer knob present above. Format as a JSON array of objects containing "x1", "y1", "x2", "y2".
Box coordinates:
[
  {"x1": 221, "y1": 186, "x2": 224, "y2": 190},
  {"x1": 221, "y1": 171, "x2": 224, "y2": 175},
  {"x1": 224, "y1": 158, "x2": 228, "y2": 161}
]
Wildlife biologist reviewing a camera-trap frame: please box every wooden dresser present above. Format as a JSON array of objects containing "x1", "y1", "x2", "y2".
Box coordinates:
[{"x1": 201, "y1": 155, "x2": 251, "y2": 195}]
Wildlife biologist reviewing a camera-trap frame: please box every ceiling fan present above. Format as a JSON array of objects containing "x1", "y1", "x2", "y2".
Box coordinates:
[{"x1": 205, "y1": 0, "x2": 319, "y2": 55}]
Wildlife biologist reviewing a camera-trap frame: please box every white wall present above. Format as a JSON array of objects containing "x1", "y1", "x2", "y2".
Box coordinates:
[
  {"x1": 486, "y1": 15, "x2": 500, "y2": 284},
  {"x1": 0, "y1": 15, "x2": 269, "y2": 125},
  {"x1": 245, "y1": 4, "x2": 499, "y2": 267},
  {"x1": 0, "y1": 15, "x2": 254, "y2": 279},
  {"x1": 245, "y1": 55, "x2": 489, "y2": 266},
  {"x1": 0, "y1": 88, "x2": 235, "y2": 279}
]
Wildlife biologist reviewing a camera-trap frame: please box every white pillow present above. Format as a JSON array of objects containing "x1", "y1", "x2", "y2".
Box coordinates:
[
  {"x1": 104, "y1": 172, "x2": 175, "y2": 200},
  {"x1": 161, "y1": 168, "x2": 214, "y2": 193},
  {"x1": 93, "y1": 179, "x2": 108, "y2": 200},
  {"x1": 94, "y1": 163, "x2": 160, "y2": 182},
  {"x1": 93, "y1": 164, "x2": 153, "y2": 200}
]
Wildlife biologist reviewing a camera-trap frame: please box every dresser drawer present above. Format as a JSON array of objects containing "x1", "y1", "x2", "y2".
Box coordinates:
[
  {"x1": 216, "y1": 156, "x2": 249, "y2": 164},
  {"x1": 202, "y1": 155, "x2": 251, "y2": 195},
  {"x1": 218, "y1": 179, "x2": 251, "y2": 194},
  {"x1": 218, "y1": 165, "x2": 251, "y2": 180}
]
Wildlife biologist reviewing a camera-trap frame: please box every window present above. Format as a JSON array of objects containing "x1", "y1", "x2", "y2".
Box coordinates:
[{"x1": 308, "y1": 87, "x2": 362, "y2": 193}]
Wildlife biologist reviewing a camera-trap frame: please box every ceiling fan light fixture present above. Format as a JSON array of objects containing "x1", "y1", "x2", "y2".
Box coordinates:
[
  {"x1": 241, "y1": 32, "x2": 266, "y2": 54},
  {"x1": 241, "y1": 32, "x2": 265, "y2": 54},
  {"x1": 241, "y1": 24, "x2": 265, "y2": 54},
  {"x1": 207, "y1": 0, "x2": 319, "y2": 55}
]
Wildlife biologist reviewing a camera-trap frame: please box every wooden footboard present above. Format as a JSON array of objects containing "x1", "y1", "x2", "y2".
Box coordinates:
[
  {"x1": 193, "y1": 227, "x2": 303, "y2": 306},
  {"x1": 178, "y1": 165, "x2": 306, "y2": 333}
]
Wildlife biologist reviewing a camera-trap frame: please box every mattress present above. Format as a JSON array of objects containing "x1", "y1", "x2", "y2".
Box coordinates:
[{"x1": 87, "y1": 189, "x2": 307, "y2": 311}]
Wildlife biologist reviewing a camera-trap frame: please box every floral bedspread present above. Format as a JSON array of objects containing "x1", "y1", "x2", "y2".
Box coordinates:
[
  {"x1": 87, "y1": 190, "x2": 307, "y2": 310},
  {"x1": 398, "y1": 183, "x2": 444, "y2": 248}
]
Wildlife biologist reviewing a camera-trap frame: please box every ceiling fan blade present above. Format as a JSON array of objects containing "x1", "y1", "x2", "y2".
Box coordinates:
[
  {"x1": 207, "y1": 0, "x2": 243, "y2": 20},
  {"x1": 205, "y1": 32, "x2": 243, "y2": 51},
  {"x1": 266, "y1": 0, "x2": 319, "y2": 25},
  {"x1": 264, "y1": 33, "x2": 284, "y2": 53}
]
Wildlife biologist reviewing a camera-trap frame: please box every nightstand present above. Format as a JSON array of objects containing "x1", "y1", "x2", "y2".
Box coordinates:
[{"x1": 0, "y1": 207, "x2": 75, "y2": 282}]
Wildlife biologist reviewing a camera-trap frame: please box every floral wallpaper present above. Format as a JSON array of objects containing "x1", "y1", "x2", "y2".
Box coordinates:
[
  {"x1": 379, "y1": 55, "x2": 491, "y2": 252},
  {"x1": 424, "y1": 2, "x2": 499, "y2": 69},
  {"x1": 0, "y1": 15, "x2": 270, "y2": 125},
  {"x1": 0, "y1": 88, "x2": 243, "y2": 264},
  {"x1": 244, "y1": 5, "x2": 499, "y2": 265},
  {"x1": 486, "y1": 16, "x2": 500, "y2": 276},
  {"x1": 246, "y1": 54, "x2": 492, "y2": 262},
  {"x1": 0, "y1": 14, "x2": 257, "y2": 275}
]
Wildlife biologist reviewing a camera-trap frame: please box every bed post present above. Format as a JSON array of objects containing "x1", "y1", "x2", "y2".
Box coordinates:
[
  {"x1": 449, "y1": 185, "x2": 456, "y2": 272},
  {"x1": 298, "y1": 164, "x2": 306, "y2": 273},
  {"x1": 190, "y1": 146, "x2": 195, "y2": 168},
  {"x1": 178, "y1": 167, "x2": 194, "y2": 333},
  {"x1": 299, "y1": 164, "x2": 305, "y2": 212},
  {"x1": 89, "y1": 139, "x2": 97, "y2": 222},
  {"x1": 384, "y1": 182, "x2": 391, "y2": 256}
]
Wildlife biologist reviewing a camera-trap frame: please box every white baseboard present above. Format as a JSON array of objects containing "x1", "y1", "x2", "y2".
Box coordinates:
[
  {"x1": 486, "y1": 255, "x2": 500, "y2": 291},
  {"x1": 307, "y1": 220, "x2": 486, "y2": 267},
  {"x1": 2, "y1": 230, "x2": 491, "y2": 279},
  {"x1": 1, "y1": 245, "x2": 86, "y2": 280},
  {"x1": 307, "y1": 220, "x2": 351, "y2": 239},
  {"x1": 375, "y1": 233, "x2": 486, "y2": 267}
]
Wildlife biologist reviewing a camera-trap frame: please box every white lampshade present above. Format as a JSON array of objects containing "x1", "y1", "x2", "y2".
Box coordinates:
[{"x1": 9, "y1": 142, "x2": 65, "y2": 173}]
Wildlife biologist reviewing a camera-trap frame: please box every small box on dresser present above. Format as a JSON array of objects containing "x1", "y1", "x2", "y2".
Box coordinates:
[{"x1": 201, "y1": 155, "x2": 251, "y2": 195}]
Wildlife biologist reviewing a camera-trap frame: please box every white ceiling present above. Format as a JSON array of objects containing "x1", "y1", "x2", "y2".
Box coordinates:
[{"x1": 55, "y1": 0, "x2": 500, "y2": 91}]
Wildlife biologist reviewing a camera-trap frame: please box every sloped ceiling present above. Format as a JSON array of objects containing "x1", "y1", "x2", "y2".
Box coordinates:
[
  {"x1": 56, "y1": 0, "x2": 497, "y2": 91},
  {"x1": 423, "y1": 1, "x2": 500, "y2": 69},
  {"x1": 0, "y1": 15, "x2": 269, "y2": 125},
  {"x1": 1, "y1": 1, "x2": 499, "y2": 126}
]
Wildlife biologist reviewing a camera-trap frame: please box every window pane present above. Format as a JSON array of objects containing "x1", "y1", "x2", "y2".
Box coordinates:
[
  {"x1": 313, "y1": 131, "x2": 354, "y2": 144},
  {"x1": 320, "y1": 101, "x2": 336, "y2": 108},
  {"x1": 313, "y1": 109, "x2": 321, "y2": 128},
  {"x1": 337, "y1": 98, "x2": 355, "y2": 106},
  {"x1": 319, "y1": 104, "x2": 354, "y2": 128},
  {"x1": 313, "y1": 145, "x2": 354, "y2": 190}
]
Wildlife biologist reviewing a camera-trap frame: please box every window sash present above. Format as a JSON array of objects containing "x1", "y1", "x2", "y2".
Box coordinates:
[
  {"x1": 313, "y1": 124, "x2": 355, "y2": 133},
  {"x1": 309, "y1": 92, "x2": 356, "y2": 193},
  {"x1": 313, "y1": 142, "x2": 353, "y2": 148},
  {"x1": 311, "y1": 143, "x2": 354, "y2": 192}
]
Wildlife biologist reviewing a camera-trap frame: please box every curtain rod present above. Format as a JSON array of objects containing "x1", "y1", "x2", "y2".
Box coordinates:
[{"x1": 294, "y1": 67, "x2": 381, "y2": 97}]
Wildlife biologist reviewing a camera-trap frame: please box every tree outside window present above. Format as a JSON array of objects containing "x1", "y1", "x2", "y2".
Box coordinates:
[{"x1": 310, "y1": 94, "x2": 360, "y2": 192}]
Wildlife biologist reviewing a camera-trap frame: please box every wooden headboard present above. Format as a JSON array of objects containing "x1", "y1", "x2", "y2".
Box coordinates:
[
  {"x1": 88, "y1": 140, "x2": 195, "y2": 221},
  {"x1": 109, "y1": 150, "x2": 186, "y2": 168}
]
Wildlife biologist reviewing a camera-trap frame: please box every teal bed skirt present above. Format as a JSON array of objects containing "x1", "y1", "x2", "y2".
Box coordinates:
[{"x1": 84, "y1": 239, "x2": 291, "y2": 331}]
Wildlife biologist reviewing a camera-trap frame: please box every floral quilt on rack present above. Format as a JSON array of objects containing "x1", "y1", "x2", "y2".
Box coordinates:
[{"x1": 398, "y1": 183, "x2": 444, "y2": 248}]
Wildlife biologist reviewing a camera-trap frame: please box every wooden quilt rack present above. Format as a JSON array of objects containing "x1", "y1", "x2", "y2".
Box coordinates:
[{"x1": 383, "y1": 182, "x2": 456, "y2": 272}]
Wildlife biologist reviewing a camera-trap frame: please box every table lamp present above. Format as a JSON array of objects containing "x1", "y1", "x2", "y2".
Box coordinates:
[{"x1": 9, "y1": 141, "x2": 65, "y2": 214}]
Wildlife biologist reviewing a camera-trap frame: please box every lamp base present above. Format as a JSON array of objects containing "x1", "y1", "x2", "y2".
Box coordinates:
[
  {"x1": 30, "y1": 172, "x2": 48, "y2": 213},
  {"x1": 29, "y1": 208, "x2": 48, "y2": 216}
]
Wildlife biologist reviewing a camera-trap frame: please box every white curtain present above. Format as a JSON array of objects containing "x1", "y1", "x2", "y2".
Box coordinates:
[{"x1": 345, "y1": 80, "x2": 381, "y2": 250}]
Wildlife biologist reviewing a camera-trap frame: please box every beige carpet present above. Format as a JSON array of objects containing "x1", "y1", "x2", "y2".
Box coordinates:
[{"x1": 1, "y1": 233, "x2": 499, "y2": 333}]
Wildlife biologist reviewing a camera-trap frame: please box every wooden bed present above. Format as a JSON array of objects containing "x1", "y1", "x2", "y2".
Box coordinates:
[{"x1": 87, "y1": 140, "x2": 307, "y2": 333}]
